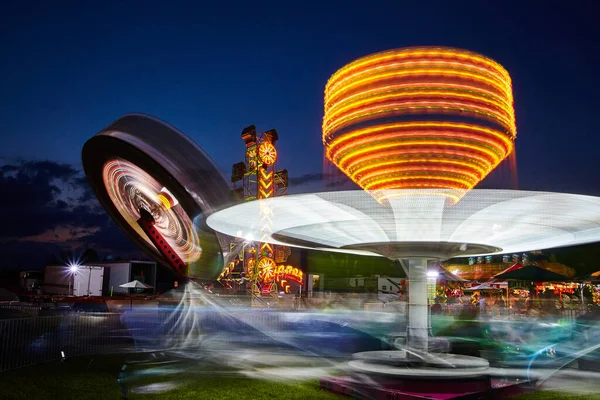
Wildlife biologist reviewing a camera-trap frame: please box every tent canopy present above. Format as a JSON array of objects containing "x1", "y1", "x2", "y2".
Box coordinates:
[
  {"x1": 119, "y1": 280, "x2": 153, "y2": 289},
  {"x1": 493, "y1": 265, "x2": 568, "y2": 282},
  {"x1": 464, "y1": 284, "x2": 504, "y2": 291},
  {"x1": 574, "y1": 270, "x2": 600, "y2": 283},
  {"x1": 430, "y1": 264, "x2": 467, "y2": 282}
]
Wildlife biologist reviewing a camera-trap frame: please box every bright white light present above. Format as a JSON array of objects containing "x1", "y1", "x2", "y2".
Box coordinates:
[
  {"x1": 245, "y1": 233, "x2": 254, "y2": 241},
  {"x1": 427, "y1": 271, "x2": 439, "y2": 278},
  {"x1": 69, "y1": 264, "x2": 79, "y2": 273},
  {"x1": 236, "y1": 230, "x2": 243, "y2": 238},
  {"x1": 206, "y1": 189, "x2": 600, "y2": 257}
]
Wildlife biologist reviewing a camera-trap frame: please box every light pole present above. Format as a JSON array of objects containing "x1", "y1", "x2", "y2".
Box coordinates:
[
  {"x1": 86, "y1": 266, "x2": 92, "y2": 296},
  {"x1": 68, "y1": 264, "x2": 79, "y2": 296}
]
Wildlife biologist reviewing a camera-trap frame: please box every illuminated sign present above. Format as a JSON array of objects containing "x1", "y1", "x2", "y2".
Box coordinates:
[{"x1": 260, "y1": 264, "x2": 304, "y2": 285}]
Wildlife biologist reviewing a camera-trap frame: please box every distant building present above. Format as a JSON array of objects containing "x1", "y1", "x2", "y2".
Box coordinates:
[
  {"x1": 44, "y1": 260, "x2": 157, "y2": 296},
  {"x1": 19, "y1": 270, "x2": 43, "y2": 292}
]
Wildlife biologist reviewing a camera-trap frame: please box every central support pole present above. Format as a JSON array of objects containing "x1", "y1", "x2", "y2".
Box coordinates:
[{"x1": 406, "y1": 258, "x2": 429, "y2": 353}]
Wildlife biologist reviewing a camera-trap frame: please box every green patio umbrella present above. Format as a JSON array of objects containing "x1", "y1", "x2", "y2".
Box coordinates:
[{"x1": 574, "y1": 270, "x2": 600, "y2": 283}]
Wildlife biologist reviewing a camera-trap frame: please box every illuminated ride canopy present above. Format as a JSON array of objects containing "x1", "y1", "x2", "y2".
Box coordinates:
[
  {"x1": 82, "y1": 114, "x2": 231, "y2": 279},
  {"x1": 206, "y1": 189, "x2": 600, "y2": 260},
  {"x1": 323, "y1": 47, "x2": 516, "y2": 203}
]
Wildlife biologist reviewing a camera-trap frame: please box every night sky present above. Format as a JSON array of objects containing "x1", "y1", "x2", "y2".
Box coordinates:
[{"x1": 1, "y1": 0, "x2": 599, "y2": 269}]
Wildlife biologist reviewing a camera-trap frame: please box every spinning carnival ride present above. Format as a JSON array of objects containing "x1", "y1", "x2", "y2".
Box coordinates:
[
  {"x1": 323, "y1": 47, "x2": 516, "y2": 203},
  {"x1": 82, "y1": 114, "x2": 231, "y2": 280},
  {"x1": 82, "y1": 114, "x2": 300, "y2": 293}
]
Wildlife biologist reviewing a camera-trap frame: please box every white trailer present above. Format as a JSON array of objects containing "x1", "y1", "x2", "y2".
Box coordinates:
[
  {"x1": 378, "y1": 277, "x2": 404, "y2": 302},
  {"x1": 44, "y1": 265, "x2": 104, "y2": 296},
  {"x1": 72, "y1": 266, "x2": 104, "y2": 296}
]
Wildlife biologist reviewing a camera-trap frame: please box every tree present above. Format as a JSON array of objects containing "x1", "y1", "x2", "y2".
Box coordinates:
[{"x1": 81, "y1": 248, "x2": 99, "y2": 263}]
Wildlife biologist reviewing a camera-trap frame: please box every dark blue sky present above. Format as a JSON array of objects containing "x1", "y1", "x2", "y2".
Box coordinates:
[
  {"x1": 1, "y1": 0, "x2": 599, "y2": 191},
  {"x1": 1, "y1": 0, "x2": 599, "y2": 267}
]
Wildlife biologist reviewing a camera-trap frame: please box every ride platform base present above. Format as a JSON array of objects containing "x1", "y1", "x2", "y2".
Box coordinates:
[{"x1": 320, "y1": 376, "x2": 536, "y2": 399}]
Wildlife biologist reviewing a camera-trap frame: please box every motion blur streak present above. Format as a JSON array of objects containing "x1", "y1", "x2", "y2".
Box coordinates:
[
  {"x1": 102, "y1": 159, "x2": 202, "y2": 262},
  {"x1": 114, "y1": 283, "x2": 600, "y2": 397}
]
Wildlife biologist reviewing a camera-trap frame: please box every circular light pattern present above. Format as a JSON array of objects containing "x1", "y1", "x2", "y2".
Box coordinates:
[
  {"x1": 258, "y1": 142, "x2": 277, "y2": 165},
  {"x1": 82, "y1": 113, "x2": 232, "y2": 279},
  {"x1": 207, "y1": 189, "x2": 600, "y2": 260},
  {"x1": 102, "y1": 158, "x2": 202, "y2": 263},
  {"x1": 323, "y1": 47, "x2": 516, "y2": 203},
  {"x1": 257, "y1": 257, "x2": 277, "y2": 282}
]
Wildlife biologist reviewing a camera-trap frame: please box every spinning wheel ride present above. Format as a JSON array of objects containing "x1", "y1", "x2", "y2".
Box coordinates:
[{"x1": 82, "y1": 114, "x2": 231, "y2": 279}]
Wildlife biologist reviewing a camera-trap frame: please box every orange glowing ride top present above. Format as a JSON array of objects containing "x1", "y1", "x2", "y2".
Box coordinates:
[{"x1": 322, "y1": 47, "x2": 516, "y2": 203}]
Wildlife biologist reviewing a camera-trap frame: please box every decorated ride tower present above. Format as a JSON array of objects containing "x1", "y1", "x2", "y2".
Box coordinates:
[{"x1": 228, "y1": 126, "x2": 295, "y2": 299}]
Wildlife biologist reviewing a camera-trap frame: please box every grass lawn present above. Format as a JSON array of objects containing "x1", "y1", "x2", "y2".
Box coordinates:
[
  {"x1": 127, "y1": 377, "x2": 343, "y2": 400},
  {"x1": 0, "y1": 354, "x2": 343, "y2": 400},
  {"x1": 0, "y1": 355, "x2": 124, "y2": 400},
  {"x1": 0, "y1": 354, "x2": 598, "y2": 400}
]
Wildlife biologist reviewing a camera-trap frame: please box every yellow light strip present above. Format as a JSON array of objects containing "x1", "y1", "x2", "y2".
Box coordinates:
[
  {"x1": 358, "y1": 164, "x2": 482, "y2": 184},
  {"x1": 327, "y1": 48, "x2": 511, "y2": 92},
  {"x1": 326, "y1": 82, "x2": 512, "y2": 112},
  {"x1": 326, "y1": 89, "x2": 513, "y2": 125},
  {"x1": 325, "y1": 121, "x2": 513, "y2": 149},
  {"x1": 327, "y1": 69, "x2": 511, "y2": 108},
  {"x1": 330, "y1": 130, "x2": 509, "y2": 160},
  {"x1": 336, "y1": 140, "x2": 501, "y2": 168},
  {"x1": 364, "y1": 175, "x2": 472, "y2": 190},
  {"x1": 327, "y1": 60, "x2": 511, "y2": 100},
  {"x1": 325, "y1": 101, "x2": 515, "y2": 136},
  {"x1": 350, "y1": 158, "x2": 489, "y2": 178}
]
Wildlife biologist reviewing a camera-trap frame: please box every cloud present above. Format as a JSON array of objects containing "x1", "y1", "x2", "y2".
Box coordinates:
[
  {"x1": 0, "y1": 160, "x2": 138, "y2": 268},
  {"x1": 0, "y1": 161, "x2": 360, "y2": 269}
]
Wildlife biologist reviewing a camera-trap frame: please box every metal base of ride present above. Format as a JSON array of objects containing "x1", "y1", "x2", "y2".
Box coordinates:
[
  {"x1": 320, "y1": 376, "x2": 535, "y2": 400},
  {"x1": 320, "y1": 350, "x2": 536, "y2": 399}
]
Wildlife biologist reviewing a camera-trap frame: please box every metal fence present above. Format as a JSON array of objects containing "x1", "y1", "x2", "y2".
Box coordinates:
[
  {"x1": 0, "y1": 303, "x2": 47, "y2": 318},
  {"x1": 0, "y1": 313, "x2": 132, "y2": 372},
  {"x1": 0, "y1": 308, "x2": 295, "y2": 373},
  {"x1": 438, "y1": 304, "x2": 587, "y2": 321}
]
